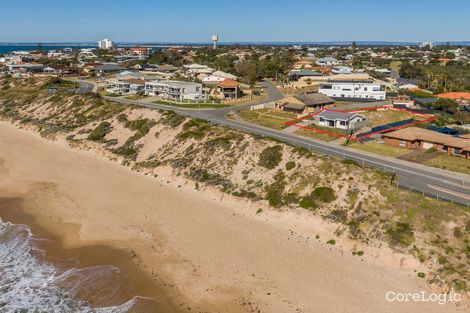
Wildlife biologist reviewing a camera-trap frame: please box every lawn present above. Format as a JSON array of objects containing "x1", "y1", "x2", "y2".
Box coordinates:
[
  {"x1": 361, "y1": 109, "x2": 421, "y2": 128},
  {"x1": 238, "y1": 109, "x2": 297, "y2": 130},
  {"x1": 348, "y1": 142, "x2": 413, "y2": 158},
  {"x1": 425, "y1": 154, "x2": 470, "y2": 175},
  {"x1": 152, "y1": 100, "x2": 231, "y2": 109}
]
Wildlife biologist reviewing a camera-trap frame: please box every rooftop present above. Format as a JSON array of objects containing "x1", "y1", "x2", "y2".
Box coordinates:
[{"x1": 383, "y1": 127, "x2": 470, "y2": 150}]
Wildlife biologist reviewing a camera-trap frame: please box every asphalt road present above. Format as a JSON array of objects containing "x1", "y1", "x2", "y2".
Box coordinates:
[
  {"x1": 79, "y1": 80, "x2": 470, "y2": 207},
  {"x1": 75, "y1": 80, "x2": 95, "y2": 94}
]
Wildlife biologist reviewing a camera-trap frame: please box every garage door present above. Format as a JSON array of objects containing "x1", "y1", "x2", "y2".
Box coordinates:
[{"x1": 423, "y1": 142, "x2": 434, "y2": 149}]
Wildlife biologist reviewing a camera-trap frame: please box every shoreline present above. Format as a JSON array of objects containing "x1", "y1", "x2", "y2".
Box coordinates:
[
  {"x1": 0, "y1": 197, "x2": 177, "y2": 311},
  {"x1": 0, "y1": 120, "x2": 465, "y2": 312}
]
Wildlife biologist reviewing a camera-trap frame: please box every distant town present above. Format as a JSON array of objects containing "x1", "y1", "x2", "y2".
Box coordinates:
[{"x1": 2, "y1": 37, "x2": 469, "y2": 167}]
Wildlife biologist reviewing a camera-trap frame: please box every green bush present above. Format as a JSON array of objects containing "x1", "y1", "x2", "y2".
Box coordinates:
[
  {"x1": 417, "y1": 272, "x2": 426, "y2": 278},
  {"x1": 299, "y1": 196, "x2": 316, "y2": 210},
  {"x1": 326, "y1": 239, "x2": 336, "y2": 245},
  {"x1": 312, "y1": 187, "x2": 336, "y2": 203},
  {"x1": 259, "y1": 145, "x2": 283, "y2": 169},
  {"x1": 265, "y1": 171, "x2": 286, "y2": 208},
  {"x1": 285, "y1": 161, "x2": 296, "y2": 171},
  {"x1": 425, "y1": 147, "x2": 437, "y2": 153},
  {"x1": 386, "y1": 222, "x2": 415, "y2": 247},
  {"x1": 88, "y1": 121, "x2": 111, "y2": 141}
]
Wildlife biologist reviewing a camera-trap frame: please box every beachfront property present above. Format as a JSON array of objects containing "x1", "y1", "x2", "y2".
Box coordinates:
[
  {"x1": 382, "y1": 127, "x2": 470, "y2": 158},
  {"x1": 106, "y1": 78, "x2": 146, "y2": 95},
  {"x1": 218, "y1": 79, "x2": 242, "y2": 99},
  {"x1": 145, "y1": 80, "x2": 207, "y2": 101},
  {"x1": 6, "y1": 62, "x2": 45, "y2": 74},
  {"x1": 319, "y1": 81, "x2": 386, "y2": 100},
  {"x1": 313, "y1": 110, "x2": 367, "y2": 130}
]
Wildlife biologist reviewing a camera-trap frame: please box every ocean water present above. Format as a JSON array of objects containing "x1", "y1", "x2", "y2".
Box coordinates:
[
  {"x1": 0, "y1": 218, "x2": 159, "y2": 313},
  {"x1": 0, "y1": 45, "x2": 96, "y2": 54}
]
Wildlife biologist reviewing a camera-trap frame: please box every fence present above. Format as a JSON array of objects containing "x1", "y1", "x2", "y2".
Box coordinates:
[{"x1": 356, "y1": 118, "x2": 415, "y2": 138}]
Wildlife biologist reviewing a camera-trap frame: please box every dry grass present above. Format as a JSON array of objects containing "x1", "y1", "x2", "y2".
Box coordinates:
[
  {"x1": 348, "y1": 142, "x2": 413, "y2": 158},
  {"x1": 238, "y1": 109, "x2": 297, "y2": 130},
  {"x1": 425, "y1": 154, "x2": 470, "y2": 175}
]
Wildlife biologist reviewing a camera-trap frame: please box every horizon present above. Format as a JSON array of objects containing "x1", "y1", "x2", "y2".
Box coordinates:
[{"x1": 2, "y1": 0, "x2": 470, "y2": 43}]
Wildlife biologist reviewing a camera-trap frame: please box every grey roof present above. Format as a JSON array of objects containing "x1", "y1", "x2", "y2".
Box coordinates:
[
  {"x1": 94, "y1": 64, "x2": 126, "y2": 71},
  {"x1": 284, "y1": 102, "x2": 306, "y2": 110},
  {"x1": 317, "y1": 110, "x2": 361, "y2": 121},
  {"x1": 295, "y1": 93, "x2": 335, "y2": 106}
]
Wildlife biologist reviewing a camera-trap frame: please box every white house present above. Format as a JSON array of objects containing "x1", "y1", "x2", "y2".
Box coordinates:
[
  {"x1": 314, "y1": 110, "x2": 367, "y2": 130},
  {"x1": 331, "y1": 66, "x2": 352, "y2": 74},
  {"x1": 319, "y1": 81, "x2": 386, "y2": 100},
  {"x1": 145, "y1": 80, "x2": 207, "y2": 101},
  {"x1": 316, "y1": 57, "x2": 339, "y2": 66},
  {"x1": 106, "y1": 79, "x2": 145, "y2": 95}
]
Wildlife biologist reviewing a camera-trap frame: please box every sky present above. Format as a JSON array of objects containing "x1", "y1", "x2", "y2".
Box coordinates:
[{"x1": 1, "y1": 0, "x2": 469, "y2": 43}]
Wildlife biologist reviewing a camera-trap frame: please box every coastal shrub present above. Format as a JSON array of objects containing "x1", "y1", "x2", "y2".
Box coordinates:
[
  {"x1": 88, "y1": 121, "x2": 111, "y2": 141},
  {"x1": 312, "y1": 187, "x2": 336, "y2": 203},
  {"x1": 342, "y1": 159, "x2": 360, "y2": 167},
  {"x1": 258, "y1": 145, "x2": 283, "y2": 169},
  {"x1": 285, "y1": 161, "x2": 296, "y2": 171},
  {"x1": 426, "y1": 147, "x2": 437, "y2": 154},
  {"x1": 178, "y1": 119, "x2": 212, "y2": 140},
  {"x1": 326, "y1": 239, "x2": 336, "y2": 245},
  {"x1": 299, "y1": 195, "x2": 316, "y2": 210},
  {"x1": 265, "y1": 171, "x2": 286, "y2": 208},
  {"x1": 326, "y1": 209, "x2": 348, "y2": 223},
  {"x1": 160, "y1": 111, "x2": 185, "y2": 127},
  {"x1": 417, "y1": 272, "x2": 426, "y2": 278},
  {"x1": 386, "y1": 222, "x2": 415, "y2": 247}
]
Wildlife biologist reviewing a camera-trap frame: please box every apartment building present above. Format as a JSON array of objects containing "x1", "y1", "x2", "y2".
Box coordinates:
[
  {"x1": 319, "y1": 81, "x2": 386, "y2": 100},
  {"x1": 106, "y1": 79, "x2": 145, "y2": 95}
]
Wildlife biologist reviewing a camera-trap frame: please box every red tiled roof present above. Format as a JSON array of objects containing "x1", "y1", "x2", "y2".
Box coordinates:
[
  {"x1": 219, "y1": 79, "x2": 239, "y2": 88},
  {"x1": 436, "y1": 92, "x2": 470, "y2": 100}
]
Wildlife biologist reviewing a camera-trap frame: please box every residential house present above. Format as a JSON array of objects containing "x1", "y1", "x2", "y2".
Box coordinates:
[
  {"x1": 293, "y1": 93, "x2": 335, "y2": 111},
  {"x1": 331, "y1": 66, "x2": 352, "y2": 74},
  {"x1": 316, "y1": 57, "x2": 339, "y2": 66},
  {"x1": 218, "y1": 79, "x2": 242, "y2": 99},
  {"x1": 314, "y1": 110, "x2": 367, "y2": 130},
  {"x1": 106, "y1": 79, "x2": 145, "y2": 95},
  {"x1": 7, "y1": 62, "x2": 45, "y2": 74},
  {"x1": 382, "y1": 127, "x2": 470, "y2": 158},
  {"x1": 288, "y1": 69, "x2": 323, "y2": 81},
  {"x1": 130, "y1": 47, "x2": 152, "y2": 58},
  {"x1": 319, "y1": 81, "x2": 386, "y2": 100},
  {"x1": 145, "y1": 80, "x2": 207, "y2": 101}
]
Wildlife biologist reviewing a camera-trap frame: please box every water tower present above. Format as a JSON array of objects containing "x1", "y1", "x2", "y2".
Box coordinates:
[{"x1": 211, "y1": 35, "x2": 219, "y2": 49}]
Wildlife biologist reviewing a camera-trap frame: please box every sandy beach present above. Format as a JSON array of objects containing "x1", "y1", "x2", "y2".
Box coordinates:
[{"x1": 0, "y1": 120, "x2": 463, "y2": 313}]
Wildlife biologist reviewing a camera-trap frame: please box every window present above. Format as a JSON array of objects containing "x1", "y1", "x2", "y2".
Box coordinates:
[
  {"x1": 321, "y1": 85, "x2": 333, "y2": 89},
  {"x1": 340, "y1": 121, "x2": 347, "y2": 126},
  {"x1": 442, "y1": 146, "x2": 448, "y2": 152},
  {"x1": 364, "y1": 87, "x2": 368, "y2": 91},
  {"x1": 399, "y1": 141, "x2": 406, "y2": 147},
  {"x1": 454, "y1": 148, "x2": 461, "y2": 156}
]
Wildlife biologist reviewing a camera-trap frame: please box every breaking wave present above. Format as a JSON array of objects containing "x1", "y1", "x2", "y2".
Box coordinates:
[{"x1": 0, "y1": 219, "x2": 161, "y2": 313}]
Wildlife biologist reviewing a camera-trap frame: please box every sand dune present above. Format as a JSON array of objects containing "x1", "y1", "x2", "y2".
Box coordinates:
[{"x1": 0, "y1": 121, "x2": 463, "y2": 313}]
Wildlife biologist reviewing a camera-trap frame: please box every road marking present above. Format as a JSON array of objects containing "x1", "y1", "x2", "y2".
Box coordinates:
[{"x1": 428, "y1": 184, "x2": 470, "y2": 201}]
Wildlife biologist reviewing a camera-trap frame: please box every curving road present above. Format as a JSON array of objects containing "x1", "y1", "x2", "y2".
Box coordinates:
[{"x1": 75, "y1": 80, "x2": 470, "y2": 207}]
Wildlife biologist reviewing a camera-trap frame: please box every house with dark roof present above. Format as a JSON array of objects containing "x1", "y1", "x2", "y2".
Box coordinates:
[{"x1": 314, "y1": 110, "x2": 367, "y2": 130}]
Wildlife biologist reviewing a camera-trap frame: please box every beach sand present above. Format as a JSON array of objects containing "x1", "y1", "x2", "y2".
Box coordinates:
[{"x1": 0, "y1": 121, "x2": 463, "y2": 313}]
